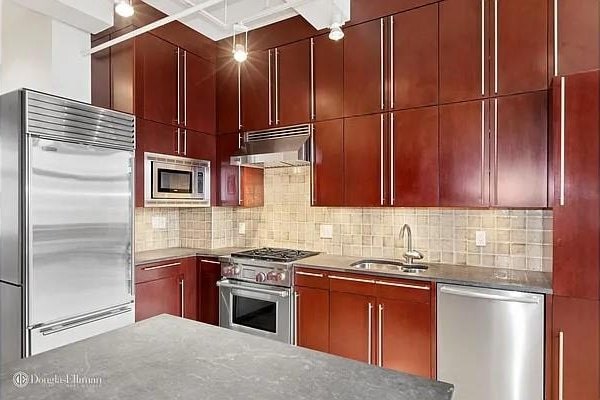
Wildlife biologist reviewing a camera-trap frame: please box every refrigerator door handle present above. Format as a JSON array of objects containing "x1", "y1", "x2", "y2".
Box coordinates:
[{"x1": 39, "y1": 306, "x2": 132, "y2": 336}]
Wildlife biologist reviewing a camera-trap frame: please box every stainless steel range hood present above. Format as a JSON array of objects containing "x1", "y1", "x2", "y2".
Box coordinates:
[{"x1": 230, "y1": 124, "x2": 312, "y2": 168}]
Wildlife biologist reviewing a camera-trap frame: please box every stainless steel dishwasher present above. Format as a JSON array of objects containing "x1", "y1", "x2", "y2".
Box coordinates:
[{"x1": 437, "y1": 284, "x2": 544, "y2": 400}]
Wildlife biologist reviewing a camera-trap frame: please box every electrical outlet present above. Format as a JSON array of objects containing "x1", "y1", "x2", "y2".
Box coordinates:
[
  {"x1": 475, "y1": 231, "x2": 487, "y2": 247},
  {"x1": 151, "y1": 216, "x2": 167, "y2": 229},
  {"x1": 238, "y1": 222, "x2": 246, "y2": 235},
  {"x1": 320, "y1": 224, "x2": 333, "y2": 239}
]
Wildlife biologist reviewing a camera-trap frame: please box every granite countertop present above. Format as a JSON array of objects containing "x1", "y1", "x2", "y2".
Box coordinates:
[
  {"x1": 135, "y1": 247, "x2": 251, "y2": 265},
  {"x1": 0, "y1": 315, "x2": 454, "y2": 400},
  {"x1": 295, "y1": 254, "x2": 552, "y2": 294}
]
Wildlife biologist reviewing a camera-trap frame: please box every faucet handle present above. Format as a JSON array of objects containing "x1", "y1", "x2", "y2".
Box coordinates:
[{"x1": 403, "y1": 250, "x2": 424, "y2": 264}]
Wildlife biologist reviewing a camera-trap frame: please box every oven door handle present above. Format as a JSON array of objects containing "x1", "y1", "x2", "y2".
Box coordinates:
[{"x1": 217, "y1": 280, "x2": 290, "y2": 298}]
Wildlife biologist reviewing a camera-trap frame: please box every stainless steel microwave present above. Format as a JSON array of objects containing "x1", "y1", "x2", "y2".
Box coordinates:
[{"x1": 144, "y1": 152, "x2": 210, "y2": 207}]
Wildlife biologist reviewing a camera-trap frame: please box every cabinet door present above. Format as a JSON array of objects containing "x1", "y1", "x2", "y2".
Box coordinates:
[
  {"x1": 136, "y1": 33, "x2": 178, "y2": 125},
  {"x1": 313, "y1": 34, "x2": 343, "y2": 121},
  {"x1": 329, "y1": 291, "x2": 376, "y2": 364},
  {"x1": 295, "y1": 286, "x2": 329, "y2": 353},
  {"x1": 91, "y1": 36, "x2": 111, "y2": 109},
  {"x1": 111, "y1": 26, "x2": 134, "y2": 114},
  {"x1": 440, "y1": 0, "x2": 489, "y2": 103},
  {"x1": 183, "y1": 129, "x2": 216, "y2": 161},
  {"x1": 313, "y1": 119, "x2": 344, "y2": 206},
  {"x1": 277, "y1": 40, "x2": 310, "y2": 126},
  {"x1": 351, "y1": 0, "x2": 437, "y2": 25},
  {"x1": 199, "y1": 258, "x2": 221, "y2": 326},
  {"x1": 552, "y1": 296, "x2": 600, "y2": 400},
  {"x1": 379, "y1": 298, "x2": 432, "y2": 377},
  {"x1": 241, "y1": 50, "x2": 271, "y2": 131},
  {"x1": 556, "y1": 0, "x2": 600, "y2": 75},
  {"x1": 240, "y1": 167, "x2": 264, "y2": 208},
  {"x1": 217, "y1": 132, "x2": 241, "y2": 206},
  {"x1": 492, "y1": 91, "x2": 548, "y2": 207},
  {"x1": 391, "y1": 4, "x2": 438, "y2": 109},
  {"x1": 439, "y1": 100, "x2": 489, "y2": 207},
  {"x1": 553, "y1": 72, "x2": 600, "y2": 300},
  {"x1": 344, "y1": 114, "x2": 385, "y2": 206},
  {"x1": 185, "y1": 51, "x2": 216, "y2": 134},
  {"x1": 391, "y1": 107, "x2": 438, "y2": 206},
  {"x1": 344, "y1": 19, "x2": 384, "y2": 117},
  {"x1": 180, "y1": 257, "x2": 198, "y2": 321},
  {"x1": 493, "y1": 0, "x2": 548, "y2": 95},
  {"x1": 216, "y1": 56, "x2": 240, "y2": 134},
  {"x1": 135, "y1": 276, "x2": 181, "y2": 321}
]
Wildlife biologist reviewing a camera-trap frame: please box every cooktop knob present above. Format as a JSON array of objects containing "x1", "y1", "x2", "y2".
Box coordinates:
[
  {"x1": 256, "y1": 272, "x2": 267, "y2": 283},
  {"x1": 267, "y1": 271, "x2": 285, "y2": 282}
]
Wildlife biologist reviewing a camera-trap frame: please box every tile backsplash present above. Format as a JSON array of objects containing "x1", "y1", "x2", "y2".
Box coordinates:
[{"x1": 135, "y1": 166, "x2": 553, "y2": 272}]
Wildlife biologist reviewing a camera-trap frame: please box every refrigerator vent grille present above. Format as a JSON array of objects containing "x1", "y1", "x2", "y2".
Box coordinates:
[{"x1": 25, "y1": 91, "x2": 135, "y2": 151}]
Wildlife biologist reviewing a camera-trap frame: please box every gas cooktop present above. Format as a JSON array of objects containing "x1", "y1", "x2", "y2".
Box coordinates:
[{"x1": 231, "y1": 247, "x2": 319, "y2": 263}]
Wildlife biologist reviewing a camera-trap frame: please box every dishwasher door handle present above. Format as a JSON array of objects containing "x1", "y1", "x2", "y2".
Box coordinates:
[{"x1": 440, "y1": 286, "x2": 541, "y2": 304}]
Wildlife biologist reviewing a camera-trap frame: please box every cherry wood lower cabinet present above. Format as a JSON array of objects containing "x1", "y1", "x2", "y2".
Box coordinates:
[
  {"x1": 295, "y1": 286, "x2": 330, "y2": 353},
  {"x1": 551, "y1": 296, "x2": 600, "y2": 400},
  {"x1": 199, "y1": 257, "x2": 221, "y2": 326}
]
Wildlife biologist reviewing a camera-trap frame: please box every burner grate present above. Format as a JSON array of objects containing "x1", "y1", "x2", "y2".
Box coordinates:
[{"x1": 232, "y1": 247, "x2": 319, "y2": 263}]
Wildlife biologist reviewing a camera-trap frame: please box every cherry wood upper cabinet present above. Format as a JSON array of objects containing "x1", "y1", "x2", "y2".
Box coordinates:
[
  {"x1": 91, "y1": 36, "x2": 111, "y2": 110},
  {"x1": 552, "y1": 296, "x2": 600, "y2": 400},
  {"x1": 555, "y1": 0, "x2": 600, "y2": 76},
  {"x1": 217, "y1": 132, "x2": 241, "y2": 206},
  {"x1": 329, "y1": 290, "x2": 376, "y2": 363},
  {"x1": 313, "y1": 34, "x2": 344, "y2": 121},
  {"x1": 350, "y1": 0, "x2": 438, "y2": 24},
  {"x1": 552, "y1": 71, "x2": 600, "y2": 300},
  {"x1": 277, "y1": 40, "x2": 311, "y2": 126},
  {"x1": 344, "y1": 114, "x2": 385, "y2": 206},
  {"x1": 344, "y1": 19, "x2": 385, "y2": 117},
  {"x1": 439, "y1": 0, "x2": 489, "y2": 103},
  {"x1": 135, "y1": 33, "x2": 179, "y2": 126},
  {"x1": 240, "y1": 50, "x2": 271, "y2": 131},
  {"x1": 439, "y1": 100, "x2": 489, "y2": 207},
  {"x1": 313, "y1": 119, "x2": 344, "y2": 206},
  {"x1": 216, "y1": 56, "x2": 240, "y2": 134},
  {"x1": 493, "y1": 0, "x2": 548, "y2": 95},
  {"x1": 492, "y1": 91, "x2": 548, "y2": 207},
  {"x1": 391, "y1": 4, "x2": 439, "y2": 109},
  {"x1": 185, "y1": 51, "x2": 216, "y2": 134},
  {"x1": 295, "y1": 285, "x2": 330, "y2": 353},
  {"x1": 184, "y1": 129, "x2": 216, "y2": 162},
  {"x1": 111, "y1": 26, "x2": 135, "y2": 115},
  {"x1": 199, "y1": 258, "x2": 221, "y2": 326},
  {"x1": 391, "y1": 107, "x2": 439, "y2": 207}
]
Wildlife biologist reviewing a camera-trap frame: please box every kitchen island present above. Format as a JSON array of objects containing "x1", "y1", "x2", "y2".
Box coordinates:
[{"x1": 0, "y1": 315, "x2": 453, "y2": 400}]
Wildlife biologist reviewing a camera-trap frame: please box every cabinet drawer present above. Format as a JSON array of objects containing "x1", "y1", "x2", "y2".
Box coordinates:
[
  {"x1": 294, "y1": 267, "x2": 329, "y2": 289},
  {"x1": 328, "y1": 272, "x2": 376, "y2": 296},
  {"x1": 375, "y1": 278, "x2": 431, "y2": 304},
  {"x1": 136, "y1": 258, "x2": 186, "y2": 284}
]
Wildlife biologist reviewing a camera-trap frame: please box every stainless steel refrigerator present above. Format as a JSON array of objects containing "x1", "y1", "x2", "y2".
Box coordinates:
[{"x1": 0, "y1": 90, "x2": 135, "y2": 364}]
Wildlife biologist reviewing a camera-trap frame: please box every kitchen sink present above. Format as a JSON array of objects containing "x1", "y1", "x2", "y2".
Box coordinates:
[{"x1": 350, "y1": 259, "x2": 428, "y2": 273}]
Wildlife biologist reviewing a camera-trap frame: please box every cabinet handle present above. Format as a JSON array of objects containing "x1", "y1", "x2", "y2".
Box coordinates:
[
  {"x1": 380, "y1": 18, "x2": 385, "y2": 110},
  {"x1": 375, "y1": 280, "x2": 430, "y2": 290},
  {"x1": 310, "y1": 38, "x2": 315, "y2": 120},
  {"x1": 368, "y1": 302, "x2": 373, "y2": 364},
  {"x1": 141, "y1": 262, "x2": 181, "y2": 271},
  {"x1": 238, "y1": 164, "x2": 243, "y2": 205},
  {"x1": 310, "y1": 124, "x2": 315, "y2": 205},
  {"x1": 183, "y1": 129, "x2": 187, "y2": 156},
  {"x1": 380, "y1": 114, "x2": 384, "y2": 206},
  {"x1": 558, "y1": 330, "x2": 564, "y2": 400},
  {"x1": 329, "y1": 275, "x2": 375, "y2": 284},
  {"x1": 390, "y1": 113, "x2": 395, "y2": 205},
  {"x1": 296, "y1": 271, "x2": 323, "y2": 278},
  {"x1": 237, "y1": 63, "x2": 242, "y2": 130},
  {"x1": 553, "y1": 0, "x2": 559, "y2": 76},
  {"x1": 177, "y1": 48, "x2": 181, "y2": 124},
  {"x1": 183, "y1": 50, "x2": 187, "y2": 125},
  {"x1": 268, "y1": 49, "x2": 273, "y2": 125},
  {"x1": 560, "y1": 76, "x2": 566, "y2": 206},
  {"x1": 493, "y1": 98, "x2": 498, "y2": 204},
  {"x1": 481, "y1": 0, "x2": 485, "y2": 95},
  {"x1": 480, "y1": 100, "x2": 486, "y2": 204},
  {"x1": 493, "y1": 0, "x2": 498, "y2": 94},
  {"x1": 200, "y1": 259, "x2": 220, "y2": 265},
  {"x1": 377, "y1": 304, "x2": 383, "y2": 367},
  {"x1": 180, "y1": 278, "x2": 185, "y2": 318},
  {"x1": 176, "y1": 128, "x2": 181, "y2": 155},
  {"x1": 294, "y1": 291, "x2": 299, "y2": 346},
  {"x1": 275, "y1": 48, "x2": 279, "y2": 124},
  {"x1": 390, "y1": 15, "x2": 394, "y2": 109}
]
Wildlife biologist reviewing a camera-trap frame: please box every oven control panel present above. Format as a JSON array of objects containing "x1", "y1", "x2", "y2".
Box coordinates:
[{"x1": 221, "y1": 260, "x2": 290, "y2": 287}]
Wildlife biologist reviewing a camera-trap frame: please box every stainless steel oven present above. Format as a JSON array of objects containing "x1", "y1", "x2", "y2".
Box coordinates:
[
  {"x1": 144, "y1": 152, "x2": 210, "y2": 207},
  {"x1": 217, "y1": 279, "x2": 291, "y2": 343}
]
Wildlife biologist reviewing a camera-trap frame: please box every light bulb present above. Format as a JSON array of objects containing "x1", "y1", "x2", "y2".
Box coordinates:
[
  {"x1": 329, "y1": 23, "x2": 344, "y2": 41},
  {"x1": 115, "y1": 0, "x2": 134, "y2": 18},
  {"x1": 233, "y1": 43, "x2": 248, "y2": 63}
]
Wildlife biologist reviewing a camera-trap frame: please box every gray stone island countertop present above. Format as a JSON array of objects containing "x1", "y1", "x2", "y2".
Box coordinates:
[
  {"x1": 295, "y1": 254, "x2": 552, "y2": 294},
  {"x1": 0, "y1": 315, "x2": 454, "y2": 400},
  {"x1": 135, "y1": 247, "x2": 251, "y2": 265}
]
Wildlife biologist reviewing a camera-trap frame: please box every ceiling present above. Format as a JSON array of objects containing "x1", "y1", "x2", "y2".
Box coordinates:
[{"x1": 141, "y1": 0, "x2": 350, "y2": 41}]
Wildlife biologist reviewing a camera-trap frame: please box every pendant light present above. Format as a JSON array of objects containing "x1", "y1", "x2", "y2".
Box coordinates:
[
  {"x1": 232, "y1": 24, "x2": 248, "y2": 63},
  {"x1": 115, "y1": 0, "x2": 134, "y2": 18}
]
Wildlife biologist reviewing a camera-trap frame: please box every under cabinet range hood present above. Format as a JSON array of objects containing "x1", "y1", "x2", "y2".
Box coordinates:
[{"x1": 231, "y1": 124, "x2": 312, "y2": 168}]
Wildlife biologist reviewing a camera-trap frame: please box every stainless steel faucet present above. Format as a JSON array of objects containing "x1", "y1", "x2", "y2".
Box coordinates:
[{"x1": 399, "y1": 224, "x2": 423, "y2": 265}]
